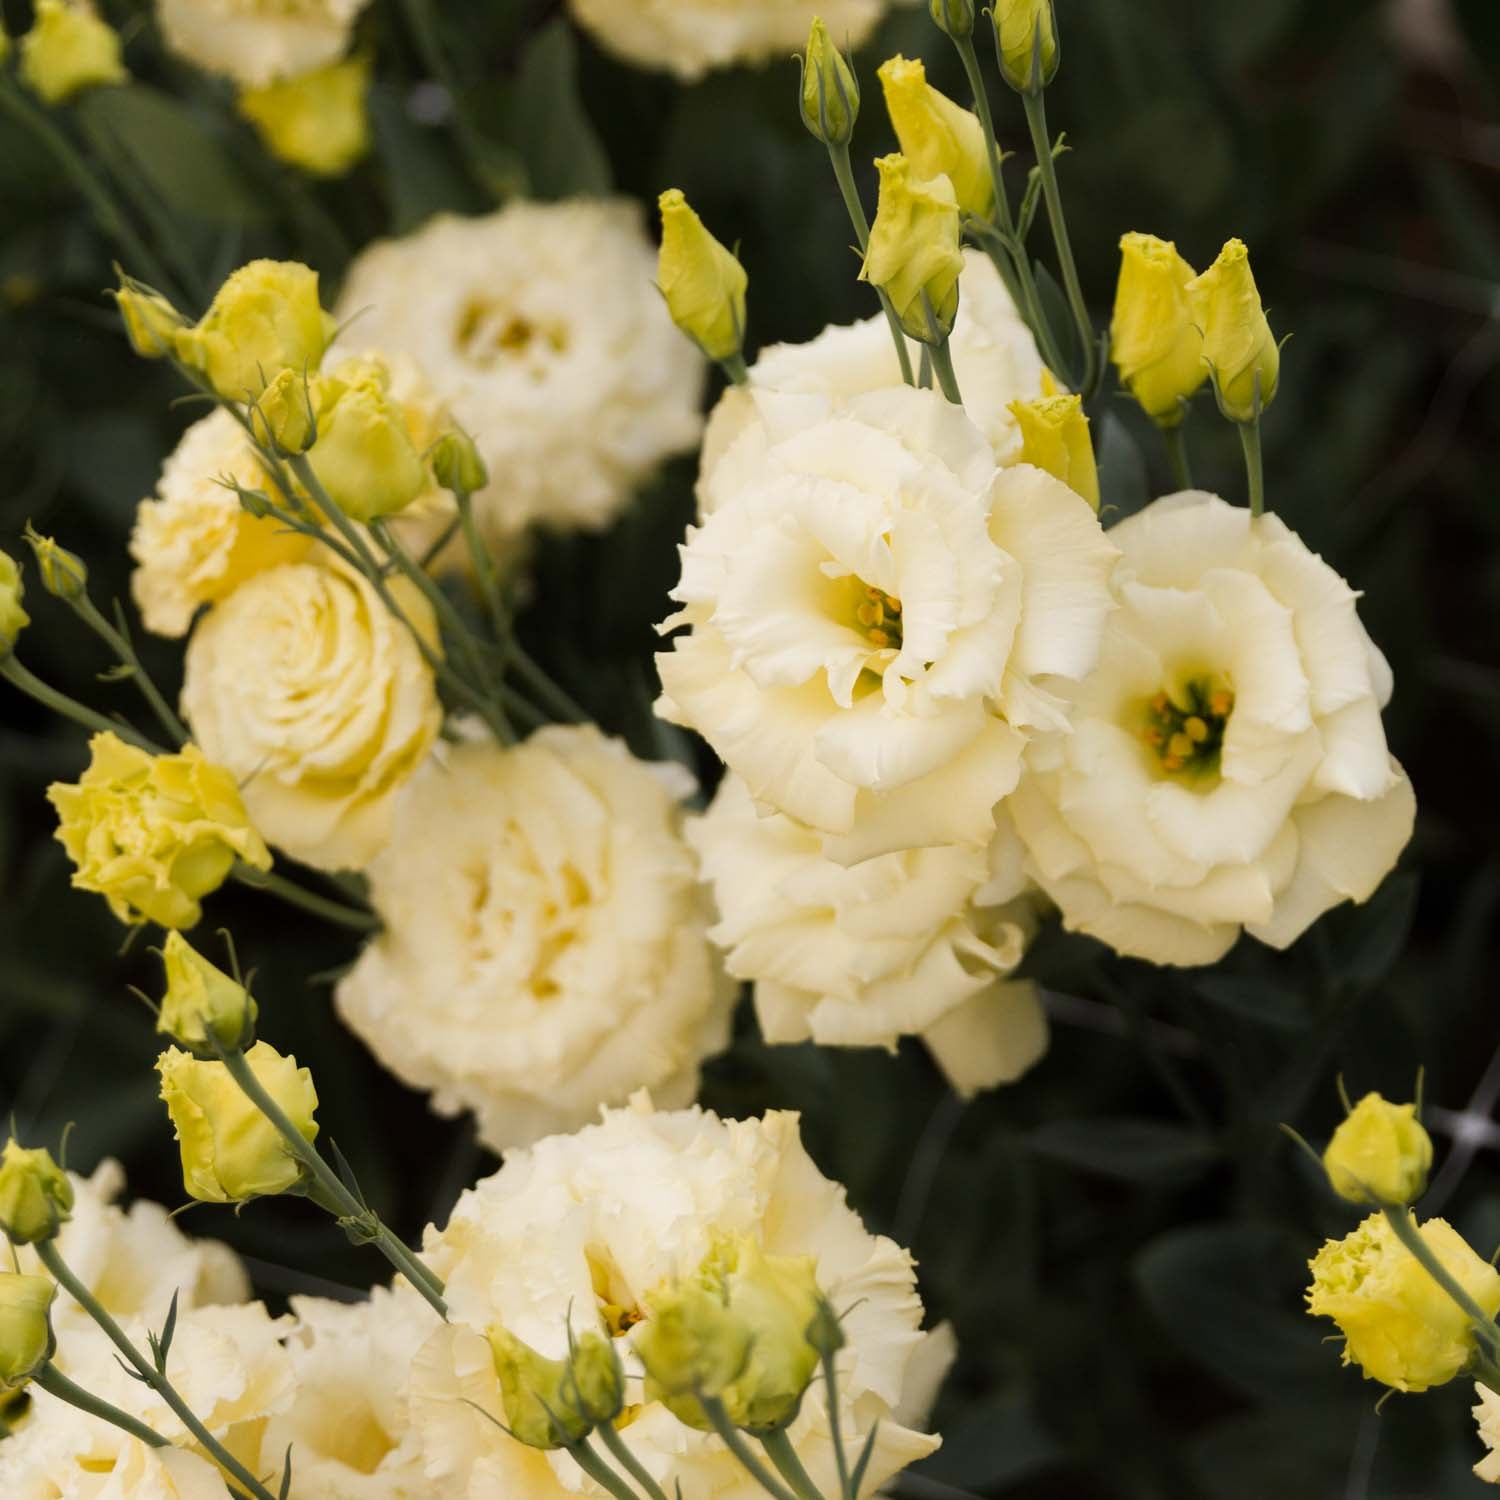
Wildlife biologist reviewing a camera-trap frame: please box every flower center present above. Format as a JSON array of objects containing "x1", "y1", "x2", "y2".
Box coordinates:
[
  {"x1": 454, "y1": 298, "x2": 570, "y2": 368},
  {"x1": 853, "y1": 583, "x2": 903, "y2": 651},
  {"x1": 1141, "y1": 678, "x2": 1234, "y2": 777}
]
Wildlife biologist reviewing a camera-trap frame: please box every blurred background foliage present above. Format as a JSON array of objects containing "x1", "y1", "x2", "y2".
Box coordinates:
[{"x1": 1, "y1": 0, "x2": 1498, "y2": 1495}]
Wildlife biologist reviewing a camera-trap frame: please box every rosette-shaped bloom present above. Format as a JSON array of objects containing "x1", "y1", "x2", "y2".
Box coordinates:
[
  {"x1": 237, "y1": 53, "x2": 371, "y2": 177},
  {"x1": 700, "y1": 252, "x2": 1047, "y2": 490},
  {"x1": 130, "y1": 408, "x2": 311, "y2": 639},
  {"x1": 0, "y1": 1433, "x2": 232, "y2": 1499},
  {"x1": 156, "y1": 0, "x2": 370, "y2": 87},
  {"x1": 691, "y1": 775, "x2": 1048, "y2": 1095},
  {"x1": 566, "y1": 0, "x2": 888, "y2": 81},
  {"x1": 407, "y1": 1098, "x2": 946, "y2": 1500},
  {"x1": 335, "y1": 202, "x2": 704, "y2": 538},
  {"x1": 181, "y1": 555, "x2": 442, "y2": 871},
  {"x1": 659, "y1": 385, "x2": 1118, "y2": 865},
  {"x1": 1008, "y1": 492, "x2": 1416, "y2": 965},
  {"x1": 47, "y1": 733, "x2": 272, "y2": 929},
  {"x1": 335, "y1": 727, "x2": 734, "y2": 1150}
]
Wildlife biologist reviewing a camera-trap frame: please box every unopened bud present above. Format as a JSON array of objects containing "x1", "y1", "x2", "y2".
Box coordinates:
[
  {"x1": 429, "y1": 429, "x2": 489, "y2": 495},
  {"x1": 1323, "y1": 1093, "x2": 1433, "y2": 1208},
  {"x1": 1009, "y1": 393, "x2": 1100, "y2": 511},
  {"x1": 992, "y1": 0, "x2": 1058, "y2": 94},
  {"x1": 0, "y1": 1274, "x2": 55, "y2": 1394},
  {"x1": 155, "y1": 931, "x2": 258, "y2": 1056},
  {"x1": 929, "y1": 0, "x2": 975, "y2": 38},
  {"x1": 23, "y1": 528, "x2": 88, "y2": 602},
  {"x1": 657, "y1": 189, "x2": 748, "y2": 364},
  {"x1": 800, "y1": 17, "x2": 860, "y2": 148},
  {"x1": 1186, "y1": 237, "x2": 1280, "y2": 424},
  {"x1": 859, "y1": 154, "x2": 963, "y2": 345},
  {"x1": 253, "y1": 368, "x2": 316, "y2": 455},
  {"x1": 0, "y1": 551, "x2": 30, "y2": 656},
  {"x1": 488, "y1": 1325, "x2": 624, "y2": 1448},
  {"x1": 0, "y1": 1140, "x2": 73, "y2": 1246},
  {"x1": 114, "y1": 283, "x2": 187, "y2": 360}
]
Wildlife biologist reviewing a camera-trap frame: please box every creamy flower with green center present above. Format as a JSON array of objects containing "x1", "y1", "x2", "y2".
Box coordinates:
[
  {"x1": 1008, "y1": 491, "x2": 1416, "y2": 965},
  {"x1": 156, "y1": 0, "x2": 370, "y2": 86}
]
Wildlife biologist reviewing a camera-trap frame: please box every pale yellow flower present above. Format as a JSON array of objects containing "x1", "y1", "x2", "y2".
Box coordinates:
[
  {"x1": 238, "y1": 53, "x2": 371, "y2": 178},
  {"x1": 19, "y1": 0, "x2": 127, "y2": 105}
]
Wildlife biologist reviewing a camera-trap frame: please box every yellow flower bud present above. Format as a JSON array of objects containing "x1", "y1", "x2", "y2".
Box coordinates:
[
  {"x1": 487, "y1": 1325, "x2": 624, "y2": 1449},
  {"x1": 47, "y1": 732, "x2": 272, "y2": 930},
  {"x1": 1109, "y1": 232, "x2": 1206, "y2": 428},
  {"x1": 0, "y1": 1274, "x2": 56, "y2": 1393},
  {"x1": 155, "y1": 930, "x2": 258, "y2": 1056},
  {"x1": 656, "y1": 189, "x2": 748, "y2": 365},
  {"x1": 1323, "y1": 1093, "x2": 1433, "y2": 1208},
  {"x1": 860, "y1": 154, "x2": 963, "y2": 345},
  {"x1": 992, "y1": 0, "x2": 1058, "y2": 93},
  {"x1": 800, "y1": 17, "x2": 860, "y2": 149},
  {"x1": 929, "y1": 0, "x2": 976, "y2": 39},
  {"x1": 157, "y1": 1042, "x2": 318, "y2": 1204},
  {"x1": 237, "y1": 54, "x2": 372, "y2": 179},
  {"x1": 878, "y1": 56, "x2": 993, "y2": 221},
  {"x1": 1009, "y1": 393, "x2": 1099, "y2": 511},
  {"x1": 429, "y1": 429, "x2": 489, "y2": 495},
  {"x1": 1186, "y1": 238, "x2": 1279, "y2": 424},
  {"x1": 1307, "y1": 1212, "x2": 1500, "y2": 1392},
  {"x1": 19, "y1": 0, "x2": 127, "y2": 106},
  {"x1": 114, "y1": 284, "x2": 187, "y2": 360},
  {"x1": 0, "y1": 1141, "x2": 74, "y2": 1246},
  {"x1": 174, "y1": 259, "x2": 337, "y2": 401},
  {"x1": 0, "y1": 550, "x2": 30, "y2": 655},
  {"x1": 253, "y1": 368, "x2": 316, "y2": 455},
  {"x1": 308, "y1": 365, "x2": 429, "y2": 521},
  {"x1": 23, "y1": 528, "x2": 87, "y2": 602}
]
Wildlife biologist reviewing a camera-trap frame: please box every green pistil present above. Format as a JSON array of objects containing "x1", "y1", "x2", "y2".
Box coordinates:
[{"x1": 1143, "y1": 678, "x2": 1234, "y2": 775}]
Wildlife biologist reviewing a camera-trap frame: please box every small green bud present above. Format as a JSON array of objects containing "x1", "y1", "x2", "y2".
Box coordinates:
[
  {"x1": 928, "y1": 0, "x2": 975, "y2": 39},
  {"x1": 252, "y1": 368, "x2": 316, "y2": 456},
  {"x1": 0, "y1": 1140, "x2": 74, "y2": 1246},
  {"x1": 488, "y1": 1325, "x2": 624, "y2": 1449},
  {"x1": 23, "y1": 527, "x2": 88, "y2": 602},
  {"x1": 0, "y1": 1274, "x2": 56, "y2": 1394},
  {"x1": 114, "y1": 283, "x2": 187, "y2": 360},
  {"x1": 992, "y1": 0, "x2": 1059, "y2": 94},
  {"x1": 429, "y1": 429, "x2": 489, "y2": 495},
  {"x1": 155, "y1": 931, "x2": 259, "y2": 1056},
  {"x1": 800, "y1": 17, "x2": 860, "y2": 148}
]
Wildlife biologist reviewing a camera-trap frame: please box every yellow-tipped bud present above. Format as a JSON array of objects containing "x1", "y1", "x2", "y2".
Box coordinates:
[
  {"x1": 1009, "y1": 393, "x2": 1099, "y2": 511},
  {"x1": 114, "y1": 284, "x2": 187, "y2": 360},
  {"x1": 860, "y1": 154, "x2": 963, "y2": 345},
  {"x1": 1110, "y1": 232, "x2": 1206, "y2": 428},
  {"x1": 1307, "y1": 1212, "x2": 1500, "y2": 1392},
  {"x1": 1323, "y1": 1093, "x2": 1433, "y2": 1208},
  {"x1": 656, "y1": 189, "x2": 748, "y2": 365},
  {"x1": 991, "y1": 0, "x2": 1058, "y2": 93},
  {"x1": 0, "y1": 1274, "x2": 56, "y2": 1393},
  {"x1": 23, "y1": 528, "x2": 87, "y2": 602},
  {"x1": 487, "y1": 1326, "x2": 624, "y2": 1449},
  {"x1": 878, "y1": 56, "x2": 993, "y2": 221},
  {"x1": 800, "y1": 17, "x2": 860, "y2": 148},
  {"x1": 237, "y1": 54, "x2": 372, "y2": 179},
  {"x1": 928, "y1": 0, "x2": 975, "y2": 39},
  {"x1": 0, "y1": 1141, "x2": 74, "y2": 1246},
  {"x1": 0, "y1": 551, "x2": 30, "y2": 656},
  {"x1": 253, "y1": 368, "x2": 316, "y2": 455},
  {"x1": 1186, "y1": 238, "x2": 1279, "y2": 424},
  {"x1": 19, "y1": 0, "x2": 127, "y2": 106},
  {"x1": 308, "y1": 365, "x2": 428, "y2": 522},
  {"x1": 157, "y1": 1042, "x2": 318, "y2": 1204},
  {"x1": 429, "y1": 429, "x2": 489, "y2": 495},
  {"x1": 156, "y1": 931, "x2": 258, "y2": 1056}
]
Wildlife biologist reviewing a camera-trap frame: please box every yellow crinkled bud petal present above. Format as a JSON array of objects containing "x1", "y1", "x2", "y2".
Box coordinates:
[
  {"x1": 878, "y1": 56, "x2": 993, "y2": 221},
  {"x1": 0, "y1": 1274, "x2": 56, "y2": 1393},
  {"x1": 19, "y1": 0, "x2": 127, "y2": 105},
  {"x1": 238, "y1": 54, "x2": 372, "y2": 179},
  {"x1": 0, "y1": 551, "x2": 30, "y2": 654},
  {"x1": 1009, "y1": 393, "x2": 1099, "y2": 510},
  {"x1": 1110, "y1": 232, "x2": 1206, "y2": 427},
  {"x1": 657, "y1": 189, "x2": 748, "y2": 364},
  {"x1": 800, "y1": 17, "x2": 860, "y2": 148},
  {"x1": 46, "y1": 732, "x2": 272, "y2": 930},
  {"x1": 488, "y1": 1326, "x2": 624, "y2": 1449},
  {"x1": 24, "y1": 529, "x2": 87, "y2": 602},
  {"x1": 0, "y1": 1141, "x2": 74, "y2": 1246},
  {"x1": 156, "y1": 1042, "x2": 318, "y2": 1204},
  {"x1": 156, "y1": 930, "x2": 258, "y2": 1055},
  {"x1": 1186, "y1": 237, "x2": 1279, "y2": 424},
  {"x1": 860, "y1": 154, "x2": 963, "y2": 344},
  {"x1": 1323, "y1": 1093, "x2": 1433, "y2": 1207},
  {"x1": 992, "y1": 0, "x2": 1058, "y2": 93},
  {"x1": 307, "y1": 366, "x2": 429, "y2": 521},
  {"x1": 253, "y1": 368, "x2": 316, "y2": 455},
  {"x1": 1307, "y1": 1212, "x2": 1500, "y2": 1392},
  {"x1": 115, "y1": 284, "x2": 188, "y2": 360}
]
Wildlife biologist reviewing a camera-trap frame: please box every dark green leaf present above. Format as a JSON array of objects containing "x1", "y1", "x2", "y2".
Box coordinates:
[
  {"x1": 1194, "y1": 976, "x2": 1311, "y2": 1030},
  {"x1": 1027, "y1": 1117, "x2": 1219, "y2": 1184},
  {"x1": 508, "y1": 20, "x2": 611, "y2": 200}
]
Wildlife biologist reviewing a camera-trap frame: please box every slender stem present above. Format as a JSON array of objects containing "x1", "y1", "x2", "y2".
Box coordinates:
[
  {"x1": 828, "y1": 144, "x2": 915, "y2": 388},
  {"x1": 928, "y1": 341, "x2": 964, "y2": 406},
  {"x1": 953, "y1": 35, "x2": 1014, "y2": 236},
  {"x1": 509, "y1": 643, "x2": 586, "y2": 724},
  {"x1": 33, "y1": 1363, "x2": 169, "y2": 1449},
  {"x1": 1238, "y1": 418, "x2": 1265, "y2": 518},
  {"x1": 0, "y1": 656, "x2": 160, "y2": 752},
  {"x1": 71, "y1": 594, "x2": 190, "y2": 746},
  {"x1": 34, "y1": 1244, "x2": 277, "y2": 1500},
  {"x1": 761, "y1": 1429, "x2": 829, "y2": 1500},
  {"x1": 721, "y1": 352, "x2": 750, "y2": 386},
  {"x1": 1382, "y1": 1205, "x2": 1500, "y2": 1364},
  {"x1": 229, "y1": 862, "x2": 379, "y2": 932},
  {"x1": 820, "y1": 1351, "x2": 852, "y2": 1500},
  {"x1": 1020, "y1": 89, "x2": 1097, "y2": 397},
  {"x1": 217, "y1": 1046, "x2": 449, "y2": 1318},
  {"x1": 701, "y1": 1397, "x2": 802, "y2": 1500},
  {"x1": 969, "y1": 220, "x2": 1071, "y2": 383},
  {"x1": 455, "y1": 488, "x2": 509, "y2": 643},
  {"x1": 917, "y1": 347, "x2": 932, "y2": 390},
  {"x1": 570, "y1": 1436, "x2": 649, "y2": 1500},
  {"x1": 597, "y1": 1420, "x2": 671, "y2": 1500},
  {"x1": 1162, "y1": 423, "x2": 1193, "y2": 491}
]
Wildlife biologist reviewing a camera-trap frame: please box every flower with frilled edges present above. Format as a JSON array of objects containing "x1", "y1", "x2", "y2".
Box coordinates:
[{"x1": 157, "y1": 0, "x2": 370, "y2": 87}]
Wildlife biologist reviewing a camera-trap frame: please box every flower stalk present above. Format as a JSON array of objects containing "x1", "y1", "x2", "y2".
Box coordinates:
[{"x1": 1238, "y1": 416, "x2": 1265, "y2": 518}]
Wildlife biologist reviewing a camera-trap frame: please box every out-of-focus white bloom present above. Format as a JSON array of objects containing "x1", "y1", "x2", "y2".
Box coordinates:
[
  {"x1": 129, "y1": 407, "x2": 310, "y2": 639},
  {"x1": 335, "y1": 203, "x2": 704, "y2": 540},
  {"x1": 690, "y1": 775, "x2": 1047, "y2": 1095},
  {"x1": 566, "y1": 0, "x2": 887, "y2": 81},
  {"x1": 156, "y1": 0, "x2": 370, "y2": 87},
  {"x1": 181, "y1": 553, "x2": 442, "y2": 872},
  {"x1": 657, "y1": 385, "x2": 1118, "y2": 865},
  {"x1": 408, "y1": 1096, "x2": 945, "y2": 1500},
  {"x1": 700, "y1": 252, "x2": 1046, "y2": 507},
  {"x1": 1010, "y1": 491, "x2": 1416, "y2": 966},
  {"x1": 1474, "y1": 1382, "x2": 1500, "y2": 1484},
  {"x1": 335, "y1": 726, "x2": 734, "y2": 1151}
]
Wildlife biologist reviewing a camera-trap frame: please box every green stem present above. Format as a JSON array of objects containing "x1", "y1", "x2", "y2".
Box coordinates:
[
  {"x1": 820, "y1": 1351, "x2": 852, "y2": 1500},
  {"x1": 761, "y1": 1429, "x2": 829, "y2": 1500},
  {"x1": 509, "y1": 643, "x2": 586, "y2": 724},
  {"x1": 217, "y1": 1046, "x2": 449, "y2": 1318},
  {"x1": 1162, "y1": 423, "x2": 1193, "y2": 491},
  {"x1": 828, "y1": 144, "x2": 915, "y2": 388},
  {"x1": 1382, "y1": 1205, "x2": 1500, "y2": 1365},
  {"x1": 928, "y1": 341, "x2": 964, "y2": 406},
  {"x1": 0, "y1": 656, "x2": 159, "y2": 752},
  {"x1": 721, "y1": 352, "x2": 750, "y2": 387},
  {"x1": 454, "y1": 488, "x2": 509, "y2": 643},
  {"x1": 1238, "y1": 417, "x2": 1265, "y2": 518},
  {"x1": 70, "y1": 593, "x2": 190, "y2": 746},
  {"x1": 968, "y1": 219, "x2": 1071, "y2": 383},
  {"x1": 917, "y1": 346, "x2": 932, "y2": 390},
  {"x1": 229, "y1": 861, "x2": 379, "y2": 932},
  {"x1": 33, "y1": 1363, "x2": 169, "y2": 1449},
  {"x1": 1020, "y1": 88, "x2": 1097, "y2": 397},
  {"x1": 570, "y1": 1436, "x2": 649, "y2": 1500},
  {"x1": 35, "y1": 1244, "x2": 277, "y2": 1500},
  {"x1": 701, "y1": 1397, "x2": 802, "y2": 1500},
  {"x1": 597, "y1": 1420, "x2": 671, "y2": 1500}
]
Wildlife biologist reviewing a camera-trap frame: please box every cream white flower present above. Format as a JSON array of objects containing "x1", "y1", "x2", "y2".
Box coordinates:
[
  {"x1": 335, "y1": 726, "x2": 734, "y2": 1151},
  {"x1": 657, "y1": 385, "x2": 1118, "y2": 865},
  {"x1": 1474, "y1": 1382, "x2": 1500, "y2": 1483},
  {"x1": 691, "y1": 774, "x2": 1047, "y2": 1095},
  {"x1": 408, "y1": 1096, "x2": 945, "y2": 1500},
  {"x1": 156, "y1": 0, "x2": 370, "y2": 87},
  {"x1": 335, "y1": 203, "x2": 704, "y2": 539},
  {"x1": 181, "y1": 553, "x2": 442, "y2": 872},
  {"x1": 130, "y1": 407, "x2": 310, "y2": 639},
  {"x1": 700, "y1": 251, "x2": 1047, "y2": 508},
  {"x1": 1009, "y1": 491, "x2": 1416, "y2": 966},
  {"x1": 566, "y1": 0, "x2": 887, "y2": 81}
]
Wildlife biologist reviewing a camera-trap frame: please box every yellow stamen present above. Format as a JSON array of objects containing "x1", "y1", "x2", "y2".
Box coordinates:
[{"x1": 1184, "y1": 716, "x2": 1209, "y2": 743}]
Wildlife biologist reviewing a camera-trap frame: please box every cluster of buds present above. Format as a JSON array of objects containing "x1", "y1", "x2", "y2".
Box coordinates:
[
  {"x1": 0, "y1": 1140, "x2": 72, "y2": 1401},
  {"x1": 488, "y1": 1324, "x2": 626, "y2": 1449}
]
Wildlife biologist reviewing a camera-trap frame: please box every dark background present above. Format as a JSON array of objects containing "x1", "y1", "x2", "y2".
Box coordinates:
[{"x1": 2, "y1": 1, "x2": 1498, "y2": 1495}]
